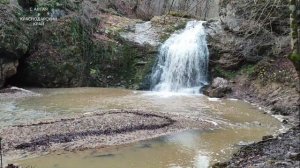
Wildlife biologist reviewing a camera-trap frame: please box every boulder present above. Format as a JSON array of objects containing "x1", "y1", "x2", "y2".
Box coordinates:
[
  {"x1": 203, "y1": 77, "x2": 232, "y2": 98},
  {"x1": 0, "y1": 60, "x2": 19, "y2": 87},
  {"x1": 5, "y1": 164, "x2": 19, "y2": 168}
]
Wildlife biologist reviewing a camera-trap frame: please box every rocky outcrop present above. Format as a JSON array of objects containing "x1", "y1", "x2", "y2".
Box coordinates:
[
  {"x1": 207, "y1": 0, "x2": 291, "y2": 77},
  {"x1": 20, "y1": 17, "x2": 88, "y2": 87},
  {"x1": 0, "y1": 3, "x2": 30, "y2": 87},
  {"x1": 232, "y1": 58, "x2": 299, "y2": 119},
  {"x1": 0, "y1": 0, "x2": 193, "y2": 88},
  {"x1": 205, "y1": 0, "x2": 299, "y2": 118},
  {"x1": 0, "y1": 0, "x2": 221, "y2": 89}
]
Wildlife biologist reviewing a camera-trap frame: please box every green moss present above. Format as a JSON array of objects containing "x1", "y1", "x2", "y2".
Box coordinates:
[
  {"x1": 289, "y1": 53, "x2": 300, "y2": 61},
  {"x1": 70, "y1": 19, "x2": 83, "y2": 44},
  {"x1": 160, "y1": 21, "x2": 187, "y2": 42},
  {"x1": 214, "y1": 66, "x2": 238, "y2": 79},
  {"x1": 240, "y1": 64, "x2": 256, "y2": 75},
  {"x1": 0, "y1": 5, "x2": 30, "y2": 59},
  {"x1": 289, "y1": 53, "x2": 300, "y2": 71},
  {"x1": 214, "y1": 64, "x2": 256, "y2": 80},
  {"x1": 20, "y1": 16, "x2": 93, "y2": 87},
  {"x1": 291, "y1": 19, "x2": 298, "y2": 39},
  {"x1": 86, "y1": 38, "x2": 157, "y2": 88},
  {"x1": 168, "y1": 11, "x2": 192, "y2": 18}
]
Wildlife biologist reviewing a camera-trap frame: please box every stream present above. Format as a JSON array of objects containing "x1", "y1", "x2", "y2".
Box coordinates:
[{"x1": 0, "y1": 88, "x2": 282, "y2": 168}]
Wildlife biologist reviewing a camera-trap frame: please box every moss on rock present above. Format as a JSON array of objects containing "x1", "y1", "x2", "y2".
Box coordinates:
[
  {"x1": 20, "y1": 17, "x2": 87, "y2": 87},
  {"x1": 0, "y1": 4, "x2": 30, "y2": 87}
]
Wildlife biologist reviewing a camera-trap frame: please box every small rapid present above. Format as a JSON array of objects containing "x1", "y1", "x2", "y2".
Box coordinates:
[{"x1": 151, "y1": 21, "x2": 209, "y2": 94}]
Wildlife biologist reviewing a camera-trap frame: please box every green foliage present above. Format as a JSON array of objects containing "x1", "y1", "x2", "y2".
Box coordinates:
[
  {"x1": 240, "y1": 64, "x2": 256, "y2": 76},
  {"x1": 289, "y1": 53, "x2": 300, "y2": 71},
  {"x1": 213, "y1": 64, "x2": 257, "y2": 80},
  {"x1": 89, "y1": 68, "x2": 97, "y2": 77},
  {"x1": 291, "y1": 19, "x2": 298, "y2": 39},
  {"x1": 214, "y1": 66, "x2": 238, "y2": 79},
  {"x1": 0, "y1": 0, "x2": 9, "y2": 4},
  {"x1": 70, "y1": 19, "x2": 83, "y2": 44},
  {"x1": 289, "y1": 53, "x2": 300, "y2": 61}
]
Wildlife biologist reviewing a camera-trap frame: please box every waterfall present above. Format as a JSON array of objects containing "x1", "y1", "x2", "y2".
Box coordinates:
[{"x1": 150, "y1": 21, "x2": 209, "y2": 94}]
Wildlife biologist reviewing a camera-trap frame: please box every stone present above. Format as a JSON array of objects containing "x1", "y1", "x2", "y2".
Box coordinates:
[
  {"x1": 262, "y1": 135, "x2": 273, "y2": 141},
  {"x1": 289, "y1": 152, "x2": 300, "y2": 161},
  {"x1": 203, "y1": 77, "x2": 232, "y2": 98},
  {"x1": 5, "y1": 164, "x2": 19, "y2": 168},
  {"x1": 0, "y1": 60, "x2": 19, "y2": 86}
]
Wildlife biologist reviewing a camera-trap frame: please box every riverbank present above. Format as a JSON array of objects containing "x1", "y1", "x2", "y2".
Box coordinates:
[
  {"x1": 210, "y1": 72, "x2": 300, "y2": 167},
  {"x1": 213, "y1": 125, "x2": 300, "y2": 168}
]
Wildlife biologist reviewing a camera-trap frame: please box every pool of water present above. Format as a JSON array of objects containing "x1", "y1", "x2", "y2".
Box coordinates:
[{"x1": 0, "y1": 88, "x2": 282, "y2": 167}]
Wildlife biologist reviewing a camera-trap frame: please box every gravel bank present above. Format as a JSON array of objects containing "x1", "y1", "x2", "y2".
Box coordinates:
[{"x1": 0, "y1": 109, "x2": 213, "y2": 162}]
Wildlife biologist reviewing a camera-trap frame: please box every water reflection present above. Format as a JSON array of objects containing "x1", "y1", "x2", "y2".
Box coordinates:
[{"x1": 18, "y1": 127, "x2": 280, "y2": 168}]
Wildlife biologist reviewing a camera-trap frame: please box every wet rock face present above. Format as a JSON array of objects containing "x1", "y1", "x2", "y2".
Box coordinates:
[
  {"x1": 0, "y1": 0, "x2": 196, "y2": 89},
  {"x1": 203, "y1": 77, "x2": 231, "y2": 98},
  {"x1": 0, "y1": 4, "x2": 30, "y2": 88},
  {"x1": 120, "y1": 21, "x2": 161, "y2": 47}
]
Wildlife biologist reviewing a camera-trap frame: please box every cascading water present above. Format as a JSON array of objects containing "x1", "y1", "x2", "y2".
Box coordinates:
[{"x1": 151, "y1": 20, "x2": 209, "y2": 94}]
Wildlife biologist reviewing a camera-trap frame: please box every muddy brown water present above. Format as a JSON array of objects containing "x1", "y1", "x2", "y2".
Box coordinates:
[{"x1": 0, "y1": 88, "x2": 282, "y2": 168}]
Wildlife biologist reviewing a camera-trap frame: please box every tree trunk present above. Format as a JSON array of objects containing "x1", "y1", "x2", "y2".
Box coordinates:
[{"x1": 289, "y1": 0, "x2": 300, "y2": 74}]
